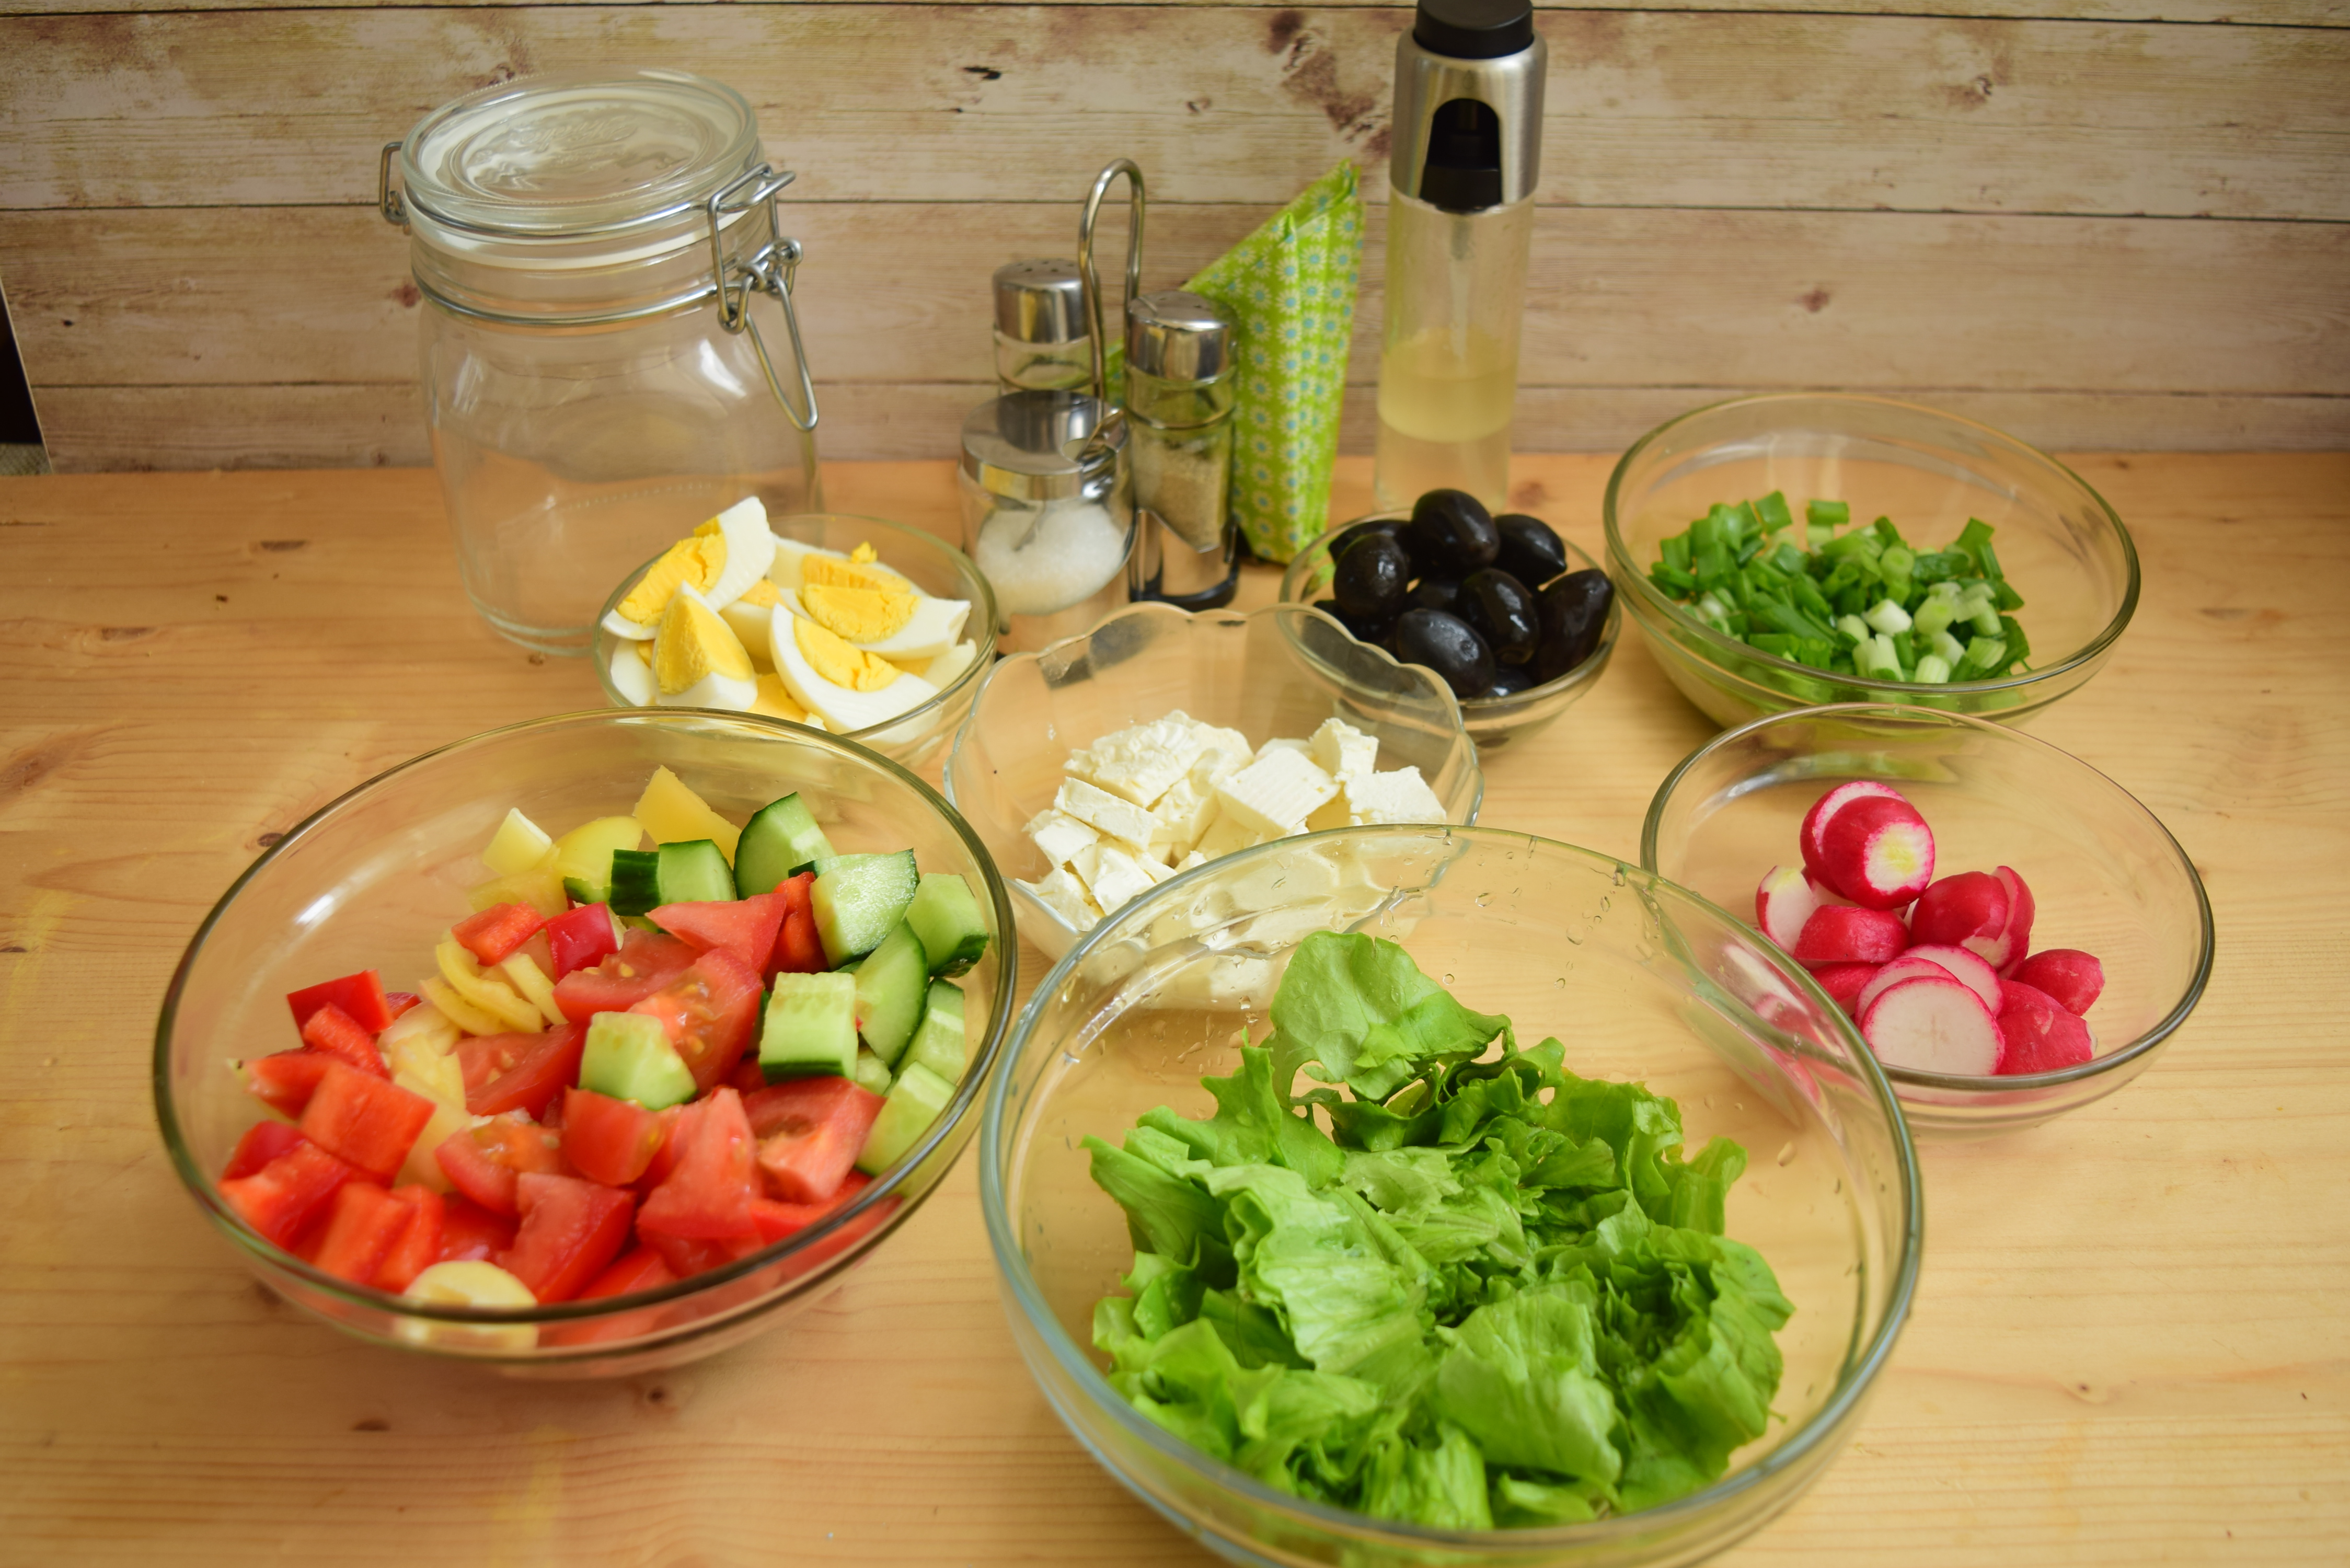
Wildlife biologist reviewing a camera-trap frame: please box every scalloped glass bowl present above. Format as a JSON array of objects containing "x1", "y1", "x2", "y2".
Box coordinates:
[
  {"x1": 982, "y1": 827, "x2": 1922, "y2": 1568},
  {"x1": 594, "y1": 512, "x2": 999, "y2": 776},
  {"x1": 1604, "y1": 394, "x2": 2139, "y2": 730},
  {"x1": 154, "y1": 709, "x2": 1016, "y2": 1376},
  {"x1": 1643, "y1": 705, "x2": 2213, "y2": 1137},
  {"x1": 1278, "y1": 513, "x2": 1623, "y2": 753},
  {"x1": 942, "y1": 602, "x2": 1483, "y2": 964}
]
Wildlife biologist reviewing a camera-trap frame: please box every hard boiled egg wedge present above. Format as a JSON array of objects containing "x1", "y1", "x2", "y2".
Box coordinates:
[
  {"x1": 767, "y1": 535, "x2": 849, "y2": 593},
  {"x1": 771, "y1": 604, "x2": 937, "y2": 733},
  {"x1": 791, "y1": 553, "x2": 973, "y2": 663},
  {"x1": 696, "y1": 495, "x2": 777, "y2": 611},
  {"x1": 598, "y1": 495, "x2": 775, "y2": 641},
  {"x1": 652, "y1": 586, "x2": 759, "y2": 709},
  {"x1": 607, "y1": 636, "x2": 655, "y2": 705}
]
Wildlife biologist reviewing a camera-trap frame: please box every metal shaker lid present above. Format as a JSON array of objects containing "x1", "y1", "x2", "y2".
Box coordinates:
[
  {"x1": 960, "y1": 389, "x2": 1126, "y2": 501},
  {"x1": 992, "y1": 259, "x2": 1089, "y2": 344},
  {"x1": 1125, "y1": 291, "x2": 1231, "y2": 382}
]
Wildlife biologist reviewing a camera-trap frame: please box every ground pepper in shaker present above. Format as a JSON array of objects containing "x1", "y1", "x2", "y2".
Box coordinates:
[
  {"x1": 992, "y1": 259, "x2": 1093, "y2": 393},
  {"x1": 1124, "y1": 290, "x2": 1238, "y2": 609}
]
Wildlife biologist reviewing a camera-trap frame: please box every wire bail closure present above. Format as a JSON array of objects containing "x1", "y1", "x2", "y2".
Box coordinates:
[
  {"x1": 1076, "y1": 159, "x2": 1145, "y2": 468},
  {"x1": 708, "y1": 164, "x2": 822, "y2": 435}
]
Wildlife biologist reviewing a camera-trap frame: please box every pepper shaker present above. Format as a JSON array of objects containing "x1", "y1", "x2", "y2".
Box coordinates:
[
  {"x1": 992, "y1": 259, "x2": 1093, "y2": 393},
  {"x1": 1124, "y1": 290, "x2": 1238, "y2": 609}
]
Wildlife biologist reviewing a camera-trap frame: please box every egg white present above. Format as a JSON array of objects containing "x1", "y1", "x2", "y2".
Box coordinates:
[
  {"x1": 607, "y1": 639, "x2": 655, "y2": 704},
  {"x1": 655, "y1": 668, "x2": 759, "y2": 710},
  {"x1": 766, "y1": 536, "x2": 848, "y2": 593},
  {"x1": 769, "y1": 603, "x2": 939, "y2": 733},
  {"x1": 698, "y1": 496, "x2": 777, "y2": 612},
  {"x1": 849, "y1": 594, "x2": 972, "y2": 662}
]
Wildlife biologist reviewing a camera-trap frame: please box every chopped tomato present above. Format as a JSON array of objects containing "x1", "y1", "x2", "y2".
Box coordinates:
[
  {"x1": 745, "y1": 1076, "x2": 886, "y2": 1204},
  {"x1": 637, "y1": 1088, "x2": 759, "y2": 1240},
  {"x1": 452, "y1": 901, "x2": 548, "y2": 966},
  {"x1": 222, "y1": 1120, "x2": 309, "y2": 1181},
  {"x1": 544, "y1": 903, "x2": 621, "y2": 980},
  {"x1": 383, "y1": 990, "x2": 421, "y2": 1021},
  {"x1": 639, "y1": 1228, "x2": 764, "y2": 1279},
  {"x1": 577, "y1": 1246, "x2": 677, "y2": 1301},
  {"x1": 299, "y1": 1003, "x2": 388, "y2": 1078},
  {"x1": 376, "y1": 1186, "x2": 444, "y2": 1292},
  {"x1": 636, "y1": 1103, "x2": 687, "y2": 1191},
  {"x1": 298, "y1": 1060, "x2": 436, "y2": 1181},
  {"x1": 219, "y1": 1142, "x2": 364, "y2": 1247},
  {"x1": 458, "y1": 1022, "x2": 587, "y2": 1119},
  {"x1": 499, "y1": 1173, "x2": 636, "y2": 1304},
  {"x1": 286, "y1": 970, "x2": 394, "y2": 1033},
  {"x1": 561, "y1": 1088, "x2": 665, "y2": 1187},
  {"x1": 435, "y1": 1195, "x2": 519, "y2": 1263},
  {"x1": 312, "y1": 1181, "x2": 410, "y2": 1285},
  {"x1": 551, "y1": 929, "x2": 699, "y2": 1024},
  {"x1": 770, "y1": 873, "x2": 824, "y2": 977},
  {"x1": 651, "y1": 891, "x2": 785, "y2": 975},
  {"x1": 628, "y1": 949, "x2": 763, "y2": 1093},
  {"x1": 434, "y1": 1134, "x2": 519, "y2": 1215},
  {"x1": 747, "y1": 1171, "x2": 872, "y2": 1243}
]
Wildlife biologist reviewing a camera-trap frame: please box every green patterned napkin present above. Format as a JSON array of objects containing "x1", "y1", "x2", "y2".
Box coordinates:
[{"x1": 1184, "y1": 162, "x2": 1364, "y2": 563}]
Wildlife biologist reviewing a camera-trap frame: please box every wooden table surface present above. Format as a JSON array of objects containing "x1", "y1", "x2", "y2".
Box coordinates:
[{"x1": 2, "y1": 454, "x2": 2344, "y2": 1565}]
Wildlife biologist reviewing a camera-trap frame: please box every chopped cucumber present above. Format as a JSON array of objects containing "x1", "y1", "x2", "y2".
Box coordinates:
[
  {"x1": 810, "y1": 851, "x2": 919, "y2": 967},
  {"x1": 853, "y1": 921, "x2": 931, "y2": 1068},
  {"x1": 608, "y1": 848, "x2": 663, "y2": 916},
  {"x1": 902, "y1": 872, "x2": 989, "y2": 977},
  {"x1": 579, "y1": 1012, "x2": 696, "y2": 1110},
  {"x1": 898, "y1": 979, "x2": 967, "y2": 1085},
  {"x1": 759, "y1": 971, "x2": 857, "y2": 1080},
  {"x1": 855, "y1": 1061, "x2": 956, "y2": 1177},
  {"x1": 850, "y1": 1047, "x2": 894, "y2": 1096},
  {"x1": 654, "y1": 838, "x2": 733, "y2": 905},
  {"x1": 735, "y1": 792, "x2": 837, "y2": 898}
]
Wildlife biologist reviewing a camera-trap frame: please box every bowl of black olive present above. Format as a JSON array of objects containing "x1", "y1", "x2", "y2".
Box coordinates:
[{"x1": 1278, "y1": 489, "x2": 1621, "y2": 751}]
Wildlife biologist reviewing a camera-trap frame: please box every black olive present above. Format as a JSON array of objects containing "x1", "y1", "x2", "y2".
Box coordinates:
[
  {"x1": 1494, "y1": 514, "x2": 1569, "y2": 590},
  {"x1": 1400, "y1": 489, "x2": 1499, "y2": 576},
  {"x1": 1331, "y1": 534, "x2": 1411, "y2": 622},
  {"x1": 1335, "y1": 517, "x2": 1413, "y2": 575},
  {"x1": 1476, "y1": 664, "x2": 1536, "y2": 701},
  {"x1": 1534, "y1": 569, "x2": 1615, "y2": 683},
  {"x1": 1407, "y1": 575, "x2": 1464, "y2": 615},
  {"x1": 1393, "y1": 608, "x2": 1495, "y2": 699},
  {"x1": 1457, "y1": 568, "x2": 1540, "y2": 665}
]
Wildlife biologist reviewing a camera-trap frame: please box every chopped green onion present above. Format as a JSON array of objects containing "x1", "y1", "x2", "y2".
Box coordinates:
[
  {"x1": 1806, "y1": 500, "x2": 1850, "y2": 530},
  {"x1": 1929, "y1": 628, "x2": 1967, "y2": 665},
  {"x1": 1864, "y1": 598, "x2": 1913, "y2": 635},
  {"x1": 1835, "y1": 613, "x2": 1871, "y2": 645},
  {"x1": 1914, "y1": 653, "x2": 1952, "y2": 684}
]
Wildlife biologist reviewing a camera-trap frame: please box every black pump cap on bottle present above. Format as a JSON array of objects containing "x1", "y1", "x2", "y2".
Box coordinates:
[{"x1": 1412, "y1": 0, "x2": 1535, "y2": 60}]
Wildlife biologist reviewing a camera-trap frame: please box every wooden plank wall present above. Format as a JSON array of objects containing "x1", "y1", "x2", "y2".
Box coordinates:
[{"x1": 0, "y1": 0, "x2": 2344, "y2": 473}]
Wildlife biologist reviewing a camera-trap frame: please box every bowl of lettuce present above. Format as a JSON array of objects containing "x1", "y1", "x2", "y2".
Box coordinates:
[{"x1": 980, "y1": 827, "x2": 1921, "y2": 1566}]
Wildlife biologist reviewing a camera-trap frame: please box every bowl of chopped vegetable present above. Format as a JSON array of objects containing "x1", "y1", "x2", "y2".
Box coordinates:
[
  {"x1": 981, "y1": 827, "x2": 1922, "y2": 1566},
  {"x1": 1644, "y1": 704, "x2": 2213, "y2": 1138},
  {"x1": 1604, "y1": 393, "x2": 2139, "y2": 730},
  {"x1": 156, "y1": 708, "x2": 1016, "y2": 1376}
]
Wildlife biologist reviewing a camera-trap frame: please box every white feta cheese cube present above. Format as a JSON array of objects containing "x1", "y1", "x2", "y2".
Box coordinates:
[
  {"x1": 1345, "y1": 765, "x2": 1448, "y2": 826},
  {"x1": 1150, "y1": 773, "x2": 1219, "y2": 854},
  {"x1": 1022, "y1": 866, "x2": 1102, "y2": 931},
  {"x1": 1193, "y1": 810, "x2": 1263, "y2": 862},
  {"x1": 1214, "y1": 747, "x2": 1340, "y2": 839},
  {"x1": 1310, "y1": 718, "x2": 1380, "y2": 780},
  {"x1": 1064, "y1": 713, "x2": 1205, "y2": 807},
  {"x1": 1189, "y1": 745, "x2": 1251, "y2": 793},
  {"x1": 1305, "y1": 792, "x2": 1352, "y2": 833},
  {"x1": 1055, "y1": 776, "x2": 1161, "y2": 848},
  {"x1": 1173, "y1": 850, "x2": 1207, "y2": 872},
  {"x1": 1257, "y1": 736, "x2": 1313, "y2": 761},
  {"x1": 1072, "y1": 840, "x2": 1160, "y2": 916},
  {"x1": 1182, "y1": 718, "x2": 1255, "y2": 761},
  {"x1": 1024, "y1": 807, "x2": 1100, "y2": 868}
]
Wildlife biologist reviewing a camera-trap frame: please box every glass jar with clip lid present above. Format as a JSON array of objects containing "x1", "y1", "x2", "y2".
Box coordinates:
[{"x1": 381, "y1": 68, "x2": 824, "y2": 654}]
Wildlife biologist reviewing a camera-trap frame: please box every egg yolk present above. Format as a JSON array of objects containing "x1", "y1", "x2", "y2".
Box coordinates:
[
  {"x1": 793, "y1": 616, "x2": 900, "y2": 692},
  {"x1": 654, "y1": 593, "x2": 754, "y2": 695},
  {"x1": 750, "y1": 672, "x2": 810, "y2": 723},
  {"x1": 801, "y1": 551, "x2": 910, "y2": 595},
  {"x1": 618, "y1": 534, "x2": 727, "y2": 625},
  {"x1": 735, "y1": 577, "x2": 781, "y2": 608},
  {"x1": 801, "y1": 583, "x2": 918, "y2": 643}
]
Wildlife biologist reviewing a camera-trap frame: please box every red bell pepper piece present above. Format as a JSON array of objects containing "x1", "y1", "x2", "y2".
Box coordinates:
[
  {"x1": 457, "y1": 1022, "x2": 586, "y2": 1120},
  {"x1": 650, "y1": 891, "x2": 786, "y2": 975},
  {"x1": 375, "y1": 1186, "x2": 444, "y2": 1292},
  {"x1": 299, "y1": 1002, "x2": 388, "y2": 1078},
  {"x1": 745, "y1": 1076, "x2": 887, "y2": 1205},
  {"x1": 285, "y1": 970, "x2": 394, "y2": 1033},
  {"x1": 221, "y1": 1120, "x2": 309, "y2": 1181},
  {"x1": 576, "y1": 1245, "x2": 677, "y2": 1302},
  {"x1": 243, "y1": 1050, "x2": 333, "y2": 1117},
  {"x1": 218, "y1": 1142, "x2": 365, "y2": 1247},
  {"x1": 434, "y1": 1195, "x2": 518, "y2": 1264},
  {"x1": 561, "y1": 1087, "x2": 665, "y2": 1188},
  {"x1": 637, "y1": 1088, "x2": 759, "y2": 1241},
  {"x1": 543, "y1": 903, "x2": 621, "y2": 980},
  {"x1": 298, "y1": 1060, "x2": 435, "y2": 1181},
  {"x1": 382, "y1": 990, "x2": 421, "y2": 1021},
  {"x1": 499, "y1": 1173, "x2": 636, "y2": 1304},
  {"x1": 451, "y1": 901, "x2": 548, "y2": 966},
  {"x1": 311, "y1": 1181, "x2": 410, "y2": 1285}
]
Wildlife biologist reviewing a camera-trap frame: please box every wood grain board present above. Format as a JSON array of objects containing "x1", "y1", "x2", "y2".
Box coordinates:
[
  {"x1": 0, "y1": 1, "x2": 2344, "y2": 469},
  {"x1": 0, "y1": 454, "x2": 2345, "y2": 1564}
]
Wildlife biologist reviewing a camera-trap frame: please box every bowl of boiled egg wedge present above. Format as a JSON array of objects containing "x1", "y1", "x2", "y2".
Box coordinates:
[{"x1": 595, "y1": 501, "x2": 998, "y2": 772}]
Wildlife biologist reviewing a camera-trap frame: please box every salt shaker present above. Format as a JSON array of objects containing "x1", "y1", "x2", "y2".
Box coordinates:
[
  {"x1": 992, "y1": 259, "x2": 1093, "y2": 393},
  {"x1": 958, "y1": 390, "x2": 1134, "y2": 651},
  {"x1": 1124, "y1": 290, "x2": 1237, "y2": 609}
]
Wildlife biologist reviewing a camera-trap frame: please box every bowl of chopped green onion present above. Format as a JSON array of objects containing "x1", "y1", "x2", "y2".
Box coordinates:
[{"x1": 1604, "y1": 394, "x2": 2140, "y2": 729}]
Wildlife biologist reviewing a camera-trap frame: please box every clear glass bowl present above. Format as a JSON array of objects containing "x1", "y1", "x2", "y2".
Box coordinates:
[
  {"x1": 154, "y1": 709, "x2": 1015, "y2": 1376},
  {"x1": 594, "y1": 512, "x2": 998, "y2": 777},
  {"x1": 1642, "y1": 705, "x2": 2213, "y2": 1137},
  {"x1": 1604, "y1": 394, "x2": 2139, "y2": 730},
  {"x1": 982, "y1": 827, "x2": 1922, "y2": 1567},
  {"x1": 1278, "y1": 512, "x2": 1622, "y2": 754},
  {"x1": 942, "y1": 601, "x2": 1483, "y2": 963}
]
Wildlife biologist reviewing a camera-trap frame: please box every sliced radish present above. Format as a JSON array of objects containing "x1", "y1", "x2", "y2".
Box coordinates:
[
  {"x1": 1755, "y1": 864, "x2": 1825, "y2": 950},
  {"x1": 1908, "y1": 871, "x2": 2010, "y2": 962},
  {"x1": 1818, "y1": 796, "x2": 1937, "y2": 910},
  {"x1": 1991, "y1": 867, "x2": 2037, "y2": 970},
  {"x1": 1859, "y1": 975, "x2": 2003, "y2": 1076},
  {"x1": 1791, "y1": 905, "x2": 1910, "y2": 968},
  {"x1": 1856, "y1": 955, "x2": 1959, "y2": 1015},
  {"x1": 2008, "y1": 948, "x2": 2103, "y2": 1016},
  {"x1": 1805, "y1": 869, "x2": 1856, "y2": 909},
  {"x1": 1996, "y1": 979, "x2": 2093, "y2": 1074},
  {"x1": 1811, "y1": 962, "x2": 1881, "y2": 1016},
  {"x1": 1897, "y1": 942, "x2": 2002, "y2": 1016},
  {"x1": 1799, "y1": 781, "x2": 1905, "y2": 880}
]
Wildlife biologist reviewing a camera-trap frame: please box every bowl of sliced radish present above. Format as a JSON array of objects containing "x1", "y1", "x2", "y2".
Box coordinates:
[{"x1": 1642, "y1": 704, "x2": 2213, "y2": 1136}]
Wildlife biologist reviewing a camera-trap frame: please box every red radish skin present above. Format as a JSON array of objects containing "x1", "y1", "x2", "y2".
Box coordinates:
[
  {"x1": 1818, "y1": 795, "x2": 1937, "y2": 909},
  {"x1": 1755, "y1": 865, "x2": 1825, "y2": 950},
  {"x1": 1897, "y1": 942, "x2": 2003, "y2": 1015},
  {"x1": 1792, "y1": 905, "x2": 1910, "y2": 968},
  {"x1": 1908, "y1": 872, "x2": 2010, "y2": 962},
  {"x1": 1996, "y1": 979, "x2": 2094, "y2": 1074},
  {"x1": 1990, "y1": 867, "x2": 2037, "y2": 971},
  {"x1": 1811, "y1": 963, "x2": 1881, "y2": 1016},
  {"x1": 1860, "y1": 975, "x2": 2005, "y2": 1076},
  {"x1": 1799, "y1": 781, "x2": 1905, "y2": 880},
  {"x1": 1856, "y1": 955, "x2": 1959, "y2": 1016},
  {"x1": 2008, "y1": 949, "x2": 2103, "y2": 1016}
]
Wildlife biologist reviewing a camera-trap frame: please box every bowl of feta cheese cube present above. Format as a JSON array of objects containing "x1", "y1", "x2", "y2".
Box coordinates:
[{"x1": 943, "y1": 602, "x2": 1482, "y2": 960}]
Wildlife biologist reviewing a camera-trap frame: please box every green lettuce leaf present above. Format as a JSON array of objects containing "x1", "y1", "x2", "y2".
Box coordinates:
[{"x1": 1271, "y1": 931, "x2": 1509, "y2": 1102}]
